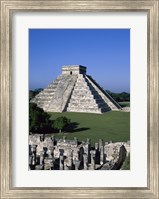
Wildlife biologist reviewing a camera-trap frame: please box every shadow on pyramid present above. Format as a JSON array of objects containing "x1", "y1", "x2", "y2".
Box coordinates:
[{"x1": 31, "y1": 65, "x2": 121, "y2": 113}]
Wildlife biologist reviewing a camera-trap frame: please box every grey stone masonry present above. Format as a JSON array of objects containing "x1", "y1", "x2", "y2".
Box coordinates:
[
  {"x1": 62, "y1": 65, "x2": 86, "y2": 75},
  {"x1": 31, "y1": 65, "x2": 121, "y2": 113},
  {"x1": 85, "y1": 75, "x2": 121, "y2": 110},
  {"x1": 66, "y1": 74, "x2": 111, "y2": 113},
  {"x1": 30, "y1": 75, "x2": 63, "y2": 111},
  {"x1": 47, "y1": 75, "x2": 77, "y2": 112},
  {"x1": 29, "y1": 134, "x2": 130, "y2": 170}
]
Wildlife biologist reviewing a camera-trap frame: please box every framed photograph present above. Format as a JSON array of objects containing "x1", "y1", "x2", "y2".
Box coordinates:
[{"x1": 0, "y1": 0, "x2": 158, "y2": 198}]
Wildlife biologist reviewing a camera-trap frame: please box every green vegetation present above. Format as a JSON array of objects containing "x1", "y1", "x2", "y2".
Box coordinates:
[
  {"x1": 53, "y1": 116, "x2": 71, "y2": 133},
  {"x1": 106, "y1": 90, "x2": 130, "y2": 102},
  {"x1": 29, "y1": 103, "x2": 71, "y2": 134},
  {"x1": 121, "y1": 153, "x2": 130, "y2": 170},
  {"x1": 118, "y1": 101, "x2": 130, "y2": 107},
  {"x1": 29, "y1": 103, "x2": 52, "y2": 134},
  {"x1": 29, "y1": 88, "x2": 43, "y2": 101},
  {"x1": 49, "y1": 111, "x2": 130, "y2": 145}
]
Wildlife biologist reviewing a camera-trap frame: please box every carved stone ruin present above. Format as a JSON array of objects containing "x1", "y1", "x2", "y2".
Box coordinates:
[
  {"x1": 31, "y1": 65, "x2": 121, "y2": 113},
  {"x1": 29, "y1": 134, "x2": 130, "y2": 170}
]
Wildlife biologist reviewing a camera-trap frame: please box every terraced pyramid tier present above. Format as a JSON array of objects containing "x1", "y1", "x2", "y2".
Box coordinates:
[{"x1": 31, "y1": 65, "x2": 121, "y2": 113}]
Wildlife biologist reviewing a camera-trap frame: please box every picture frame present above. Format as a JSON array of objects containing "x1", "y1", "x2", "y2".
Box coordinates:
[{"x1": 0, "y1": 0, "x2": 158, "y2": 198}]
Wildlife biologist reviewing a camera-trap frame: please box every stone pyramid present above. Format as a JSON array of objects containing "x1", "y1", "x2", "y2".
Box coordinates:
[{"x1": 31, "y1": 65, "x2": 121, "y2": 113}]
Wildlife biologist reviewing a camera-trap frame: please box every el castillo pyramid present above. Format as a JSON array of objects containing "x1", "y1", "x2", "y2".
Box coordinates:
[{"x1": 31, "y1": 65, "x2": 121, "y2": 113}]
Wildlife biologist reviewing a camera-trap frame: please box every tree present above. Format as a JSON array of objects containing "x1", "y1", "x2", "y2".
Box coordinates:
[
  {"x1": 29, "y1": 88, "x2": 43, "y2": 101},
  {"x1": 53, "y1": 116, "x2": 71, "y2": 133},
  {"x1": 106, "y1": 90, "x2": 130, "y2": 102},
  {"x1": 29, "y1": 103, "x2": 51, "y2": 134}
]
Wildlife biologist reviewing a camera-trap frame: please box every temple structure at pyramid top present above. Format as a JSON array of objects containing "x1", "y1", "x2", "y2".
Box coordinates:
[
  {"x1": 62, "y1": 65, "x2": 86, "y2": 75},
  {"x1": 31, "y1": 65, "x2": 121, "y2": 113}
]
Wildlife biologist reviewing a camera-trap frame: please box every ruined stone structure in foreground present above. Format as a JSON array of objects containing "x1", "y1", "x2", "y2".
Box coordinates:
[
  {"x1": 29, "y1": 134, "x2": 130, "y2": 170},
  {"x1": 31, "y1": 65, "x2": 121, "y2": 113}
]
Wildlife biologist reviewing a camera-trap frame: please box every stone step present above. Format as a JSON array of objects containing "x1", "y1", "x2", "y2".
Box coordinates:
[
  {"x1": 46, "y1": 75, "x2": 77, "y2": 112},
  {"x1": 67, "y1": 107, "x2": 102, "y2": 113},
  {"x1": 70, "y1": 96, "x2": 96, "y2": 102},
  {"x1": 67, "y1": 101, "x2": 109, "y2": 110},
  {"x1": 35, "y1": 100, "x2": 52, "y2": 105},
  {"x1": 44, "y1": 88, "x2": 56, "y2": 92},
  {"x1": 69, "y1": 98, "x2": 96, "y2": 103},
  {"x1": 73, "y1": 85, "x2": 89, "y2": 90},
  {"x1": 30, "y1": 75, "x2": 64, "y2": 109},
  {"x1": 67, "y1": 103, "x2": 99, "y2": 109},
  {"x1": 36, "y1": 95, "x2": 53, "y2": 99},
  {"x1": 65, "y1": 74, "x2": 111, "y2": 113},
  {"x1": 71, "y1": 90, "x2": 92, "y2": 95},
  {"x1": 86, "y1": 75, "x2": 121, "y2": 110},
  {"x1": 31, "y1": 70, "x2": 115, "y2": 113}
]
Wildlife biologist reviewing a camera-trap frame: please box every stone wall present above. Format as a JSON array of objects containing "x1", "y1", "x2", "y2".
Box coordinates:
[
  {"x1": 29, "y1": 134, "x2": 130, "y2": 170},
  {"x1": 62, "y1": 65, "x2": 86, "y2": 75}
]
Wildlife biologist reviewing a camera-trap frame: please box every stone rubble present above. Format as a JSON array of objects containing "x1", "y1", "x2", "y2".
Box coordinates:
[{"x1": 29, "y1": 134, "x2": 130, "y2": 170}]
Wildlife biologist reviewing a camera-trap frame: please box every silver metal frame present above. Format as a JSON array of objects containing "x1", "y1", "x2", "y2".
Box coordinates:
[{"x1": 0, "y1": 0, "x2": 158, "y2": 198}]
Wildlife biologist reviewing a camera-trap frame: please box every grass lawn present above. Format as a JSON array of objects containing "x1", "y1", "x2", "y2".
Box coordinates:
[
  {"x1": 118, "y1": 101, "x2": 130, "y2": 107},
  {"x1": 49, "y1": 111, "x2": 130, "y2": 146}
]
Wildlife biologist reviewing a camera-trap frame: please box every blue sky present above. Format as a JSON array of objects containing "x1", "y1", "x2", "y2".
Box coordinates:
[{"x1": 29, "y1": 29, "x2": 130, "y2": 93}]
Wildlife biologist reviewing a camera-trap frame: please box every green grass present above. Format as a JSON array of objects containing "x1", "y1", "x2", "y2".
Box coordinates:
[
  {"x1": 118, "y1": 101, "x2": 130, "y2": 107},
  {"x1": 48, "y1": 111, "x2": 130, "y2": 146}
]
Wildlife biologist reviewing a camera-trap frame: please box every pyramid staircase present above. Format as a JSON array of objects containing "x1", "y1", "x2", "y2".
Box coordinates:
[
  {"x1": 31, "y1": 65, "x2": 121, "y2": 113},
  {"x1": 67, "y1": 74, "x2": 111, "y2": 113},
  {"x1": 31, "y1": 75, "x2": 77, "y2": 112}
]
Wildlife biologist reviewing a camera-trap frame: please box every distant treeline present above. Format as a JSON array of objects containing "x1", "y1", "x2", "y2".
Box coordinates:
[
  {"x1": 29, "y1": 88, "x2": 130, "y2": 102},
  {"x1": 29, "y1": 88, "x2": 43, "y2": 101},
  {"x1": 106, "y1": 90, "x2": 130, "y2": 102}
]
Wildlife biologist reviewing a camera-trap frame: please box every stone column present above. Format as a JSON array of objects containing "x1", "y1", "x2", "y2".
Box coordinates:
[
  {"x1": 67, "y1": 148, "x2": 72, "y2": 157},
  {"x1": 73, "y1": 149, "x2": 79, "y2": 163},
  {"x1": 59, "y1": 155, "x2": 64, "y2": 170},
  {"x1": 100, "y1": 145, "x2": 104, "y2": 165},
  {"x1": 86, "y1": 138, "x2": 91, "y2": 145},
  {"x1": 48, "y1": 147, "x2": 54, "y2": 159},
  {"x1": 31, "y1": 145, "x2": 37, "y2": 165},
  {"x1": 31, "y1": 145, "x2": 36, "y2": 154},
  {"x1": 83, "y1": 153, "x2": 88, "y2": 170},
  {"x1": 64, "y1": 160, "x2": 69, "y2": 170},
  {"x1": 90, "y1": 150, "x2": 96, "y2": 170},
  {"x1": 67, "y1": 156, "x2": 73, "y2": 169},
  {"x1": 95, "y1": 143, "x2": 99, "y2": 150},
  {"x1": 84, "y1": 139, "x2": 91, "y2": 163},
  {"x1": 32, "y1": 153, "x2": 36, "y2": 166},
  {"x1": 40, "y1": 151, "x2": 44, "y2": 165},
  {"x1": 74, "y1": 160, "x2": 80, "y2": 170}
]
